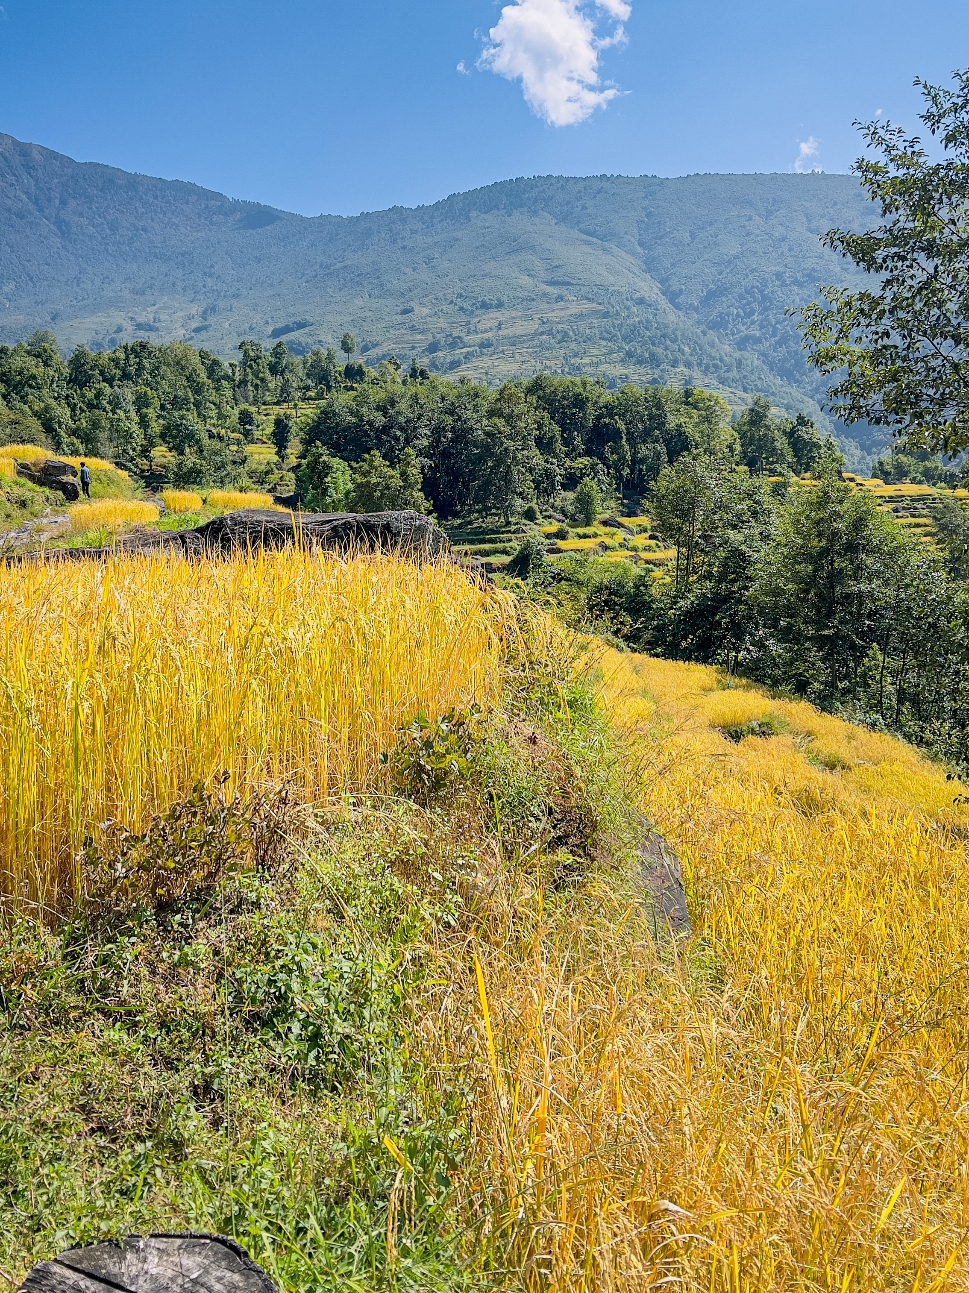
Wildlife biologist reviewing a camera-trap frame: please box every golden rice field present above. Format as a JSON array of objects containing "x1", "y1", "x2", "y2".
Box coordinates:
[
  {"x1": 204, "y1": 489, "x2": 280, "y2": 510},
  {"x1": 0, "y1": 551, "x2": 501, "y2": 911},
  {"x1": 0, "y1": 443, "x2": 50, "y2": 461},
  {"x1": 68, "y1": 499, "x2": 160, "y2": 532},
  {"x1": 0, "y1": 445, "x2": 125, "y2": 475},
  {"x1": 2, "y1": 539, "x2": 968, "y2": 1290},
  {"x1": 160, "y1": 488, "x2": 203, "y2": 512},
  {"x1": 450, "y1": 646, "x2": 969, "y2": 1293}
]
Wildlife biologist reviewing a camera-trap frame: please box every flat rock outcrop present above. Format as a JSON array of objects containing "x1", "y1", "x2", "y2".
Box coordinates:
[
  {"x1": 7, "y1": 508, "x2": 449, "y2": 563},
  {"x1": 637, "y1": 817, "x2": 691, "y2": 938}
]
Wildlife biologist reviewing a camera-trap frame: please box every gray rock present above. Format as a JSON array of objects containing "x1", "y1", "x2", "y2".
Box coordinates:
[
  {"x1": 189, "y1": 508, "x2": 446, "y2": 557},
  {"x1": 6, "y1": 509, "x2": 450, "y2": 564},
  {"x1": 601, "y1": 516, "x2": 635, "y2": 534},
  {"x1": 15, "y1": 459, "x2": 81, "y2": 502},
  {"x1": 637, "y1": 818, "x2": 691, "y2": 938},
  {"x1": 20, "y1": 1233, "x2": 277, "y2": 1293}
]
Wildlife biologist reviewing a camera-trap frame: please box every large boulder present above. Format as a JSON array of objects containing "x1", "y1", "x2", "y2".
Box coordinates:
[
  {"x1": 15, "y1": 458, "x2": 81, "y2": 502},
  {"x1": 186, "y1": 508, "x2": 447, "y2": 557},
  {"x1": 8, "y1": 509, "x2": 451, "y2": 564}
]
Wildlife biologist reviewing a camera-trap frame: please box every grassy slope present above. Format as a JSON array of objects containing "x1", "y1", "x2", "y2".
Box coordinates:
[
  {"x1": 2, "y1": 553, "x2": 968, "y2": 1291},
  {"x1": 571, "y1": 647, "x2": 969, "y2": 1288}
]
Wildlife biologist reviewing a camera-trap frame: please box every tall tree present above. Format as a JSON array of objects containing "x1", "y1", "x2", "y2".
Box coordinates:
[
  {"x1": 752, "y1": 470, "x2": 903, "y2": 701},
  {"x1": 271, "y1": 412, "x2": 294, "y2": 462},
  {"x1": 573, "y1": 477, "x2": 602, "y2": 527},
  {"x1": 735, "y1": 397, "x2": 791, "y2": 474},
  {"x1": 800, "y1": 69, "x2": 969, "y2": 455}
]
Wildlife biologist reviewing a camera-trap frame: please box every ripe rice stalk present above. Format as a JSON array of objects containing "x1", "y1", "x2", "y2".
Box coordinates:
[
  {"x1": 0, "y1": 443, "x2": 48, "y2": 460},
  {"x1": 204, "y1": 490, "x2": 281, "y2": 511},
  {"x1": 0, "y1": 458, "x2": 16, "y2": 479},
  {"x1": 68, "y1": 499, "x2": 160, "y2": 532},
  {"x1": 61, "y1": 456, "x2": 127, "y2": 475},
  {"x1": 0, "y1": 550, "x2": 504, "y2": 911},
  {"x1": 430, "y1": 644, "x2": 969, "y2": 1292},
  {"x1": 0, "y1": 449, "x2": 125, "y2": 475},
  {"x1": 160, "y1": 489, "x2": 203, "y2": 513}
]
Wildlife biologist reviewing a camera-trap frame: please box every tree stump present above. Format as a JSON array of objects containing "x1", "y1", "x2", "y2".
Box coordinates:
[{"x1": 19, "y1": 1233, "x2": 278, "y2": 1293}]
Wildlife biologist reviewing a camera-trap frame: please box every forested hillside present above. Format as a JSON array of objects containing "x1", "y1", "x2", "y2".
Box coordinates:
[{"x1": 0, "y1": 134, "x2": 878, "y2": 460}]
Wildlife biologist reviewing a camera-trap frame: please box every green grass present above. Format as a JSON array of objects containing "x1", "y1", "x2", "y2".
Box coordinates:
[
  {"x1": 0, "y1": 820, "x2": 478, "y2": 1290},
  {"x1": 0, "y1": 628, "x2": 628, "y2": 1290},
  {"x1": 0, "y1": 479, "x2": 61, "y2": 529}
]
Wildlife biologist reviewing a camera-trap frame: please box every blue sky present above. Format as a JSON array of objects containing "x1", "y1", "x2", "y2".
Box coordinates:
[{"x1": 0, "y1": 0, "x2": 966, "y2": 216}]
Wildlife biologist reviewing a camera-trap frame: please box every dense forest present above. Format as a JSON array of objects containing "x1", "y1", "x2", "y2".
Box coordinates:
[
  {"x1": 2, "y1": 329, "x2": 967, "y2": 772},
  {"x1": 539, "y1": 461, "x2": 969, "y2": 775},
  {"x1": 0, "y1": 332, "x2": 843, "y2": 514}
]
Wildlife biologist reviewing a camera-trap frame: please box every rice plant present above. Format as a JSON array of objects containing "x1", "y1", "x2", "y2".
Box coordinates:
[
  {"x1": 61, "y1": 456, "x2": 128, "y2": 475},
  {"x1": 0, "y1": 446, "x2": 124, "y2": 474},
  {"x1": 0, "y1": 443, "x2": 49, "y2": 460},
  {"x1": 205, "y1": 490, "x2": 280, "y2": 511},
  {"x1": 440, "y1": 646, "x2": 969, "y2": 1292},
  {"x1": 68, "y1": 499, "x2": 160, "y2": 532},
  {"x1": 0, "y1": 550, "x2": 502, "y2": 910},
  {"x1": 160, "y1": 489, "x2": 204, "y2": 512}
]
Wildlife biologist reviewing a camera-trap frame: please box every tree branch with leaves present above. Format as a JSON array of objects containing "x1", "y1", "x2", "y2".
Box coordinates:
[{"x1": 799, "y1": 69, "x2": 969, "y2": 455}]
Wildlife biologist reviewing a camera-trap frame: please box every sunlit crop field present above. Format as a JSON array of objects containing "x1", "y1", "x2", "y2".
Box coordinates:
[
  {"x1": 205, "y1": 490, "x2": 280, "y2": 511},
  {"x1": 68, "y1": 499, "x2": 159, "y2": 532},
  {"x1": 452, "y1": 646, "x2": 969, "y2": 1293},
  {"x1": 0, "y1": 551, "x2": 502, "y2": 911},
  {"x1": 160, "y1": 489, "x2": 203, "y2": 512}
]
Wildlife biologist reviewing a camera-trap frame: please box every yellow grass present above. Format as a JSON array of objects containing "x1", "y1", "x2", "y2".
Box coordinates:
[
  {"x1": 871, "y1": 483, "x2": 936, "y2": 497},
  {"x1": 557, "y1": 536, "x2": 615, "y2": 550},
  {"x1": 68, "y1": 499, "x2": 160, "y2": 533},
  {"x1": 448, "y1": 643, "x2": 969, "y2": 1292},
  {"x1": 0, "y1": 443, "x2": 48, "y2": 460},
  {"x1": 0, "y1": 457, "x2": 16, "y2": 479},
  {"x1": 0, "y1": 447, "x2": 126, "y2": 475},
  {"x1": 204, "y1": 489, "x2": 281, "y2": 511},
  {"x1": 0, "y1": 551, "x2": 502, "y2": 909},
  {"x1": 62, "y1": 456, "x2": 128, "y2": 476},
  {"x1": 160, "y1": 489, "x2": 204, "y2": 513}
]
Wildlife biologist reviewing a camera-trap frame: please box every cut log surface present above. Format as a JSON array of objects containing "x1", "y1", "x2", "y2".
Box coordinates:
[{"x1": 20, "y1": 1234, "x2": 278, "y2": 1293}]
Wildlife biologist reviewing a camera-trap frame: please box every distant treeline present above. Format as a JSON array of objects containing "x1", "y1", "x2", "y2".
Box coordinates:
[
  {"x1": 4, "y1": 331, "x2": 969, "y2": 771},
  {"x1": 0, "y1": 332, "x2": 851, "y2": 515}
]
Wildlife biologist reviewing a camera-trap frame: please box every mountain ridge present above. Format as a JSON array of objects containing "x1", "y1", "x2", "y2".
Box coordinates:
[{"x1": 0, "y1": 132, "x2": 880, "y2": 461}]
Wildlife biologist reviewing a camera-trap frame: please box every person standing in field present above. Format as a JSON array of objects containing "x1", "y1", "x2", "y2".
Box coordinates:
[{"x1": 79, "y1": 462, "x2": 91, "y2": 498}]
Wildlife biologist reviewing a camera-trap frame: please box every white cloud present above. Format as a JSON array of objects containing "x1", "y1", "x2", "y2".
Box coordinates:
[
  {"x1": 457, "y1": 60, "x2": 470, "y2": 74},
  {"x1": 794, "y1": 136, "x2": 821, "y2": 173},
  {"x1": 478, "y1": 0, "x2": 630, "y2": 127},
  {"x1": 595, "y1": 0, "x2": 631, "y2": 18}
]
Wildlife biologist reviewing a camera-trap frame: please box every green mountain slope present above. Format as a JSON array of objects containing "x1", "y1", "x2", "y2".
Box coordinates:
[{"x1": 0, "y1": 133, "x2": 879, "y2": 458}]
